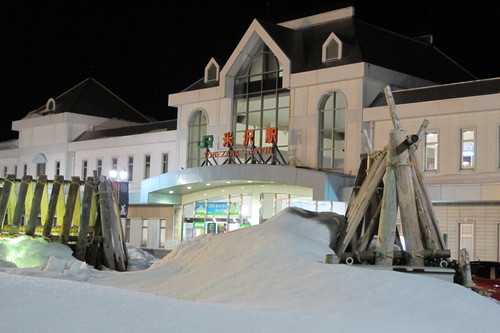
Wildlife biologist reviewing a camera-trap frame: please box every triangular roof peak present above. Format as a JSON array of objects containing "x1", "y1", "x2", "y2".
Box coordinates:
[
  {"x1": 278, "y1": 6, "x2": 354, "y2": 30},
  {"x1": 220, "y1": 19, "x2": 292, "y2": 96}
]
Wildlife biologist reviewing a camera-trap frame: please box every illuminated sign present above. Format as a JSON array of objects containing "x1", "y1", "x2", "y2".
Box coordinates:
[{"x1": 198, "y1": 127, "x2": 278, "y2": 158}]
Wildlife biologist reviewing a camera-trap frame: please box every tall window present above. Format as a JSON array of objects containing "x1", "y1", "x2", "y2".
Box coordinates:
[
  {"x1": 141, "y1": 219, "x2": 149, "y2": 247},
  {"x1": 162, "y1": 153, "x2": 169, "y2": 173},
  {"x1": 55, "y1": 161, "x2": 60, "y2": 176},
  {"x1": 82, "y1": 160, "x2": 88, "y2": 179},
  {"x1": 125, "y1": 219, "x2": 131, "y2": 242},
  {"x1": 159, "y1": 219, "x2": 167, "y2": 248},
  {"x1": 233, "y1": 43, "x2": 289, "y2": 152},
  {"x1": 112, "y1": 157, "x2": 118, "y2": 172},
  {"x1": 128, "y1": 156, "x2": 134, "y2": 181},
  {"x1": 425, "y1": 132, "x2": 438, "y2": 171},
  {"x1": 3, "y1": 166, "x2": 7, "y2": 176},
  {"x1": 23, "y1": 164, "x2": 27, "y2": 176},
  {"x1": 97, "y1": 159, "x2": 102, "y2": 177},
  {"x1": 36, "y1": 163, "x2": 46, "y2": 177},
  {"x1": 319, "y1": 91, "x2": 346, "y2": 170},
  {"x1": 459, "y1": 222, "x2": 475, "y2": 260},
  {"x1": 461, "y1": 129, "x2": 475, "y2": 169},
  {"x1": 187, "y1": 110, "x2": 208, "y2": 168},
  {"x1": 144, "y1": 154, "x2": 151, "y2": 179}
]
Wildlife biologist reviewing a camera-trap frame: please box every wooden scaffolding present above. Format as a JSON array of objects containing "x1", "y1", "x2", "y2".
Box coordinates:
[
  {"x1": 335, "y1": 86, "x2": 450, "y2": 267},
  {"x1": 0, "y1": 174, "x2": 128, "y2": 271}
]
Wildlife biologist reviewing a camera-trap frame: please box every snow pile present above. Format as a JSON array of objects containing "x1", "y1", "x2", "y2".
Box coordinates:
[{"x1": 1, "y1": 207, "x2": 500, "y2": 332}]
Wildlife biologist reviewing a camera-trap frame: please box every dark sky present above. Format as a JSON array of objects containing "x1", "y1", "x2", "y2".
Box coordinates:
[{"x1": 1, "y1": 0, "x2": 499, "y2": 141}]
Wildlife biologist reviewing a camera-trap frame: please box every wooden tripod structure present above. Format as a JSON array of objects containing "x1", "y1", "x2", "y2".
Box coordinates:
[{"x1": 335, "y1": 86, "x2": 450, "y2": 266}]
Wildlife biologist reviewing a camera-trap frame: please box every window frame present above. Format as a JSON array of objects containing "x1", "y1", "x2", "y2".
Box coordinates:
[
  {"x1": 460, "y1": 128, "x2": 475, "y2": 170},
  {"x1": 424, "y1": 130, "x2": 439, "y2": 171}
]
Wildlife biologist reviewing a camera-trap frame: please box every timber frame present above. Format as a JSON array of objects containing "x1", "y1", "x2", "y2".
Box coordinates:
[{"x1": 334, "y1": 86, "x2": 450, "y2": 267}]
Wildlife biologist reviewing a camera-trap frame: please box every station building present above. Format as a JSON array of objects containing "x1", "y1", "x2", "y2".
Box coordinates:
[{"x1": 1, "y1": 6, "x2": 499, "y2": 261}]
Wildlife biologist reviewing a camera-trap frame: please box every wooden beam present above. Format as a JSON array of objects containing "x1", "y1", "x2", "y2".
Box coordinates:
[
  {"x1": 42, "y1": 175, "x2": 64, "y2": 238},
  {"x1": 74, "y1": 177, "x2": 95, "y2": 261},
  {"x1": 60, "y1": 177, "x2": 80, "y2": 244},
  {"x1": 10, "y1": 175, "x2": 32, "y2": 235},
  {"x1": 0, "y1": 175, "x2": 15, "y2": 230},
  {"x1": 25, "y1": 175, "x2": 47, "y2": 236},
  {"x1": 336, "y1": 151, "x2": 387, "y2": 255}
]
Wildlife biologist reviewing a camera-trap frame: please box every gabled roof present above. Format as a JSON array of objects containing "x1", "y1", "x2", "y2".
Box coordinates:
[
  {"x1": 182, "y1": 8, "x2": 475, "y2": 92},
  {"x1": 73, "y1": 120, "x2": 177, "y2": 142},
  {"x1": 26, "y1": 78, "x2": 153, "y2": 123},
  {"x1": 369, "y1": 78, "x2": 500, "y2": 107}
]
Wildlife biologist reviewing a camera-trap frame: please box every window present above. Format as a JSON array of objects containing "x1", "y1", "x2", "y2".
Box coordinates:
[
  {"x1": 319, "y1": 91, "x2": 346, "y2": 170},
  {"x1": 159, "y1": 219, "x2": 167, "y2": 248},
  {"x1": 82, "y1": 160, "x2": 88, "y2": 179},
  {"x1": 233, "y1": 43, "x2": 289, "y2": 154},
  {"x1": 459, "y1": 222, "x2": 475, "y2": 261},
  {"x1": 23, "y1": 164, "x2": 27, "y2": 176},
  {"x1": 36, "y1": 163, "x2": 46, "y2": 177},
  {"x1": 97, "y1": 159, "x2": 102, "y2": 177},
  {"x1": 322, "y1": 33, "x2": 342, "y2": 62},
  {"x1": 144, "y1": 154, "x2": 151, "y2": 179},
  {"x1": 425, "y1": 132, "x2": 438, "y2": 171},
  {"x1": 204, "y1": 58, "x2": 219, "y2": 82},
  {"x1": 125, "y1": 219, "x2": 131, "y2": 243},
  {"x1": 3, "y1": 166, "x2": 7, "y2": 177},
  {"x1": 14, "y1": 165, "x2": 17, "y2": 178},
  {"x1": 461, "y1": 129, "x2": 475, "y2": 169},
  {"x1": 55, "y1": 161, "x2": 60, "y2": 176},
  {"x1": 162, "y1": 153, "x2": 169, "y2": 173},
  {"x1": 112, "y1": 157, "x2": 118, "y2": 172},
  {"x1": 141, "y1": 219, "x2": 148, "y2": 247},
  {"x1": 187, "y1": 110, "x2": 208, "y2": 168},
  {"x1": 128, "y1": 156, "x2": 134, "y2": 181}
]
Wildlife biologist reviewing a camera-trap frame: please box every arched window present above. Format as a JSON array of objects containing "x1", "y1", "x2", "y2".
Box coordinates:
[
  {"x1": 187, "y1": 110, "x2": 208, "y2": 168},
  {"x1": 233, "y1": 44, "x2": 289, "y2": 153},
  {"x1": 318, "y1": 91, "x2": 346, "y2": 171}
]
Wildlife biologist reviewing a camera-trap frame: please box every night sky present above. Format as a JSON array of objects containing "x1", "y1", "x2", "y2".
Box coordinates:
[{"x1": 1, "y1": 0, "x2": 499, "y2": 141}]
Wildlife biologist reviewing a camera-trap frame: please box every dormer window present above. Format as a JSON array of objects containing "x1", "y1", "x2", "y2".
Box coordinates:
[
  {"x1": 204, "y1": 58, "x2": 220, "y2": 83},
  {"x1": 42, "y1": 98, "x2": 56, "y2": 115},
  {"x1": 322, "y1": 33, "x2": 343, "y2": 63}
]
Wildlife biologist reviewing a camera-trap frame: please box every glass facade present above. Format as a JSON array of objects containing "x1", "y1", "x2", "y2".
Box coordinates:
[{"x1": 233, "y1": 44, "x2": 289, "y2": 153}]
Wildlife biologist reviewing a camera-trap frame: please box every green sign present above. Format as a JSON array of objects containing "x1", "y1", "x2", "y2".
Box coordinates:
[{"x1": 193, "y1": 221, "x2": 205, "y2": 229}]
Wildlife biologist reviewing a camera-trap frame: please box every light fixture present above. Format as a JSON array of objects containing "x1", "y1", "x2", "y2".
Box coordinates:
[
  {"x1": 109, "y1": 169, "x2": 118, "y2": 179},
  {"x1": 118, "y1": 169, "x2": 128, "y2": 181},
  {"x1": 168, "y1": 190, "x2": 174, "y2": 194}
]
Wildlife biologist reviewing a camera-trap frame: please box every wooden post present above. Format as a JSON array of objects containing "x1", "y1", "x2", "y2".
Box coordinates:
[
  {"x1": 74, "y1": 177, "x2": 95, "y2": 261},
  {"x1": 42, "y1": 175, "x2": 64, "y2": 238},
  {"x1": 375, "y1": 158, "x2": 398, "y2": 265},
  {"x1": 391, "y1": 130, "x2": 425, "y2": 265},
  {"x1": 105, "y1": 180, "x2": 127, "y2": 271},
  {"x1": 25, "y1": 175, "x2": 47, "y2": 236},
  {"x1": 60, "y1": 176, "x2": 80, "y2": 244},
  {"x1": 98, "y1": 178, "x2": 116, "y2": 270},
  {"x1": 10, "y1": 175, "x2": 32, "y2": 235},
  {"x1": 0, "y1": 175, "x2": 15, "y2": 230}
]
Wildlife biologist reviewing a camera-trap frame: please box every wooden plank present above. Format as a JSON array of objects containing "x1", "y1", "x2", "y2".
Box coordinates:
[
  {"x1": 336, "y1": 151, "x2": 387, "y2": 255},
  {"x1": 375, "y1": 165, "x2": 398, "y2": 265},
  {"x1": 384, "y1": 86, "x2": 401, "y2": 130},
  {"x1": 0, "y1": 175, "x2": 15, "y2": 230},
  {"x1": 25, "y1": 175, "x2": 47, "y2": 236},
  {"x1": 98, "y1": 178, "x2": 116, "y2": 270},
  {"x1": 391, "y1": 129, "x2": 425, "y2": 266},
  {"x1": 356, "y1": 201, "x2": 381, "y2": 253},
  {"x1": 59, "y1": 177, "x2": 80, "y2": 244},
  {"x1": 42, "y1": 175, "x2": 64, "y2": 238},
  {"x1": 10, "y1": 175, "x2": 32, "y2": 235},
  {"x1": 74, "y1": 177, "x2": 95, "y2": 261},
  {"x1": 105, "y1": 180, "x2": 127, "y2": 271}
]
